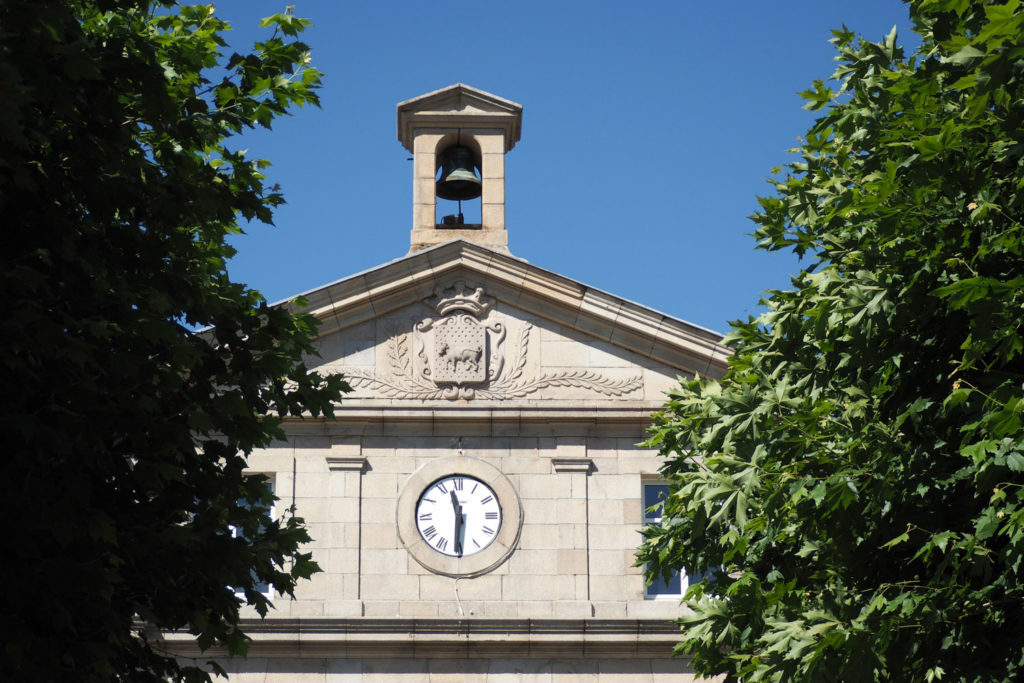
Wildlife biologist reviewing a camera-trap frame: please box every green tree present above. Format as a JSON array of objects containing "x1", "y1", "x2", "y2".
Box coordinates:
[
  {"x1": 639, "y1": 1, "x2": 1024, "y2": 680},
  {"x1": 0, "y1": 1, "x2": 348, "y2": 680}
]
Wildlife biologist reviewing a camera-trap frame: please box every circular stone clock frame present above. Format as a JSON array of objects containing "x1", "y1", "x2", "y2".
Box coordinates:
[{"x1": 397, "y1": 456, "x2": 523, "y2": 577}]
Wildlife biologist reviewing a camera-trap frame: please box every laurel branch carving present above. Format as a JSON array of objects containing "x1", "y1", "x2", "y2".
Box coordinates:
[{"x1": 341, "y1": 320, "x2": 642, "y2": 401}]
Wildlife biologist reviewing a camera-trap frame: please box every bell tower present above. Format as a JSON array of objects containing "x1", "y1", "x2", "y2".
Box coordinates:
[{"x1": 397, "y1": 84, "x2": 522, "y2": 254}]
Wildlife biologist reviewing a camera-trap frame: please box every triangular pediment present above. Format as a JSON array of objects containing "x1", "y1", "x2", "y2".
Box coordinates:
[
  {"x1": 397, "y1": 84, "x2": 522, "y2": 153},
  {"x1": 287, "y1": 241, "x2": 728, "y2": 411}
]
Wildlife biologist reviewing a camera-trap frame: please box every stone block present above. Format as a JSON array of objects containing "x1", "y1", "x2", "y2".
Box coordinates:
[
  {"x1": 327, "y1": 472, "x2": 352, "y2": 499},
  {"x1": 595, "y1": 660, "x2": 656, "y2": 681},
  {"x1": 481, "y1": 600, "x2": 519, "y2": 617},
  {"x1": 627, "y1": 599, "x2": 686, "y2": 620},
  {"x1": 589, "y1": 524, "x2": 641, "y2": 551},
  {"x1": 558, "y1": 523, "x2": 588, "y2": 550},
  {"x1": 288, "y1": 600, "x2": 325, "y2": 617},
  {"x1": 436, "y1": 600, "x2": 485, "y2": 617},
  {"x1": 482, "y1": 176, "x2": 505, "y2": 204},
  {"x1": 589, "y1": 549, "x2": 626, "y2": 576},
  {"x1": 509, "y1": 437, "x2": 541, "y2": 456},
  {"x1": 361, "y1": 658, "x2": 428, "y2": 681},
  {"x1": 413, "y1": 205, "x2": 436, "y2": 230},
  {"x1": 244, "y1": 452, "x2": 294, "y2": 473},
  {"x1": 556, "y1": 498, "x2": 586, "y2": 524},
  {"x1": 520, "y1": 523, "x2": 561, "y2": 549},
  {"x1": 345, "y1": 472, "x2": 362, "y2": 497},
  {"x1": 325, "y1": 522, "x2": 350, "y2": 549},
  {"x1": 481, "y1": 203, "x2": 504, "y2": 229},
  {"x1": 398, "y1": 600, "x2": 438, "y2": 617},
  {"x1": 418, "y1": 572, "x2": 501, "y2": 601},
  {"x1": 623, "y1": 497, "x2": 643, "y2": 524},
  {"x1": 524, "y1": 498, "x2": 559, "y2": 521},
  {"x1": 575, "y1": 574, "x2": 590, "y2": 600},
  {"x1": 589, "y1": 456, "x2": 621, "y2": 475},
  {"x1": 515, "y1": 600, "x2": 554, "y2": 617},
  {"x1": 360, "y1": 548, "x2": 406, "y2": 576},
  {"x1": 365, "y1": 454, "x2": 416, "y2": 474},
  {"x1": 553, "y1": 600, "x2": 593, "y2": 618},
  {"x1": 412, "y1": 143, "x2": 438, "y2": 178},
  {"x1": 362, "y1": 472, "x2": 399, "y2": 499},
  {"x1": 274, "y1": 471, "x2": 294, "y2": 499},
  {"x1": 502, "y1": 573, "x2": 574, "y2": 601},
  {"x1": 571, "y1": 474, "x2": 589, "y2": 499},
  {"x1": 327, "y1": 498, "x2": 361, "y2": 524},
  {"x1": 294, "y1": 472, "x2": 330, "y2": 499},
  {"x1": 540, "y1": 340, "x2": 584, "y2": 368},
  {"x1": 589, "y1": 499, "x2": 625, "y2": 525},
  {"x1": 484, "y1": 659, "x2": 553, "y2": 683},
  {"x1": 361, "y1": 522, "x2": 399, "y2": 549},
  {"x1": 591, "y1": 574, "x2": 644, "y2": 602},
  {"x1": 296, "y1": 569, "x2": 344, "y2": 600},
  {"x1": 588, "y1": 341, "x2": 634, "y2": 368},
  {"x1": 361, "y1": 497, "x2": 396, "y2": 521},
  {"x1": 499, "y1": 455, "x2": 549, "y2": 474},
  {"x1": 327, "y1": 548, "x2": 364, "y2": 577},
  {"x1": 518, "y1": 473, "x2": 563, "y2": 499},
  {"x1": 617, "y1": 455, "x2": 664, "y2": 474},
  {"x1": 428, "y1": 659, "x2": 489, "y2": 682},
  {"x1": 509, "y1": 548, "x2": 558, "y2": 575},
  {"x1": 590, "y1": 473, "x2": 639, "y2": 500},
  {"x1": 323, "y1": 600, "x2": 363, "y2": 618},
  {"x1": 557, "y1": 549, "x2": 587, "y2": 575},
  {"x1": 363, "y1": 572, "x2": 419, "y2": 601},
  {"x1": 294, "y1": 435, "x2": 331, "y2": 453}
]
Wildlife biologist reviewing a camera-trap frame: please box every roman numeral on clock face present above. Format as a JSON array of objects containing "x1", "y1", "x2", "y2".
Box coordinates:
[
  {"x1": 485, "y1": 512, "x2": 498, "y2": 520},
  {"x1": 435, "y1": 536, "x2": 448, "y2": 552},
  {"x1": 422, "y1": 525, "x2": 438, "y2": 540}
]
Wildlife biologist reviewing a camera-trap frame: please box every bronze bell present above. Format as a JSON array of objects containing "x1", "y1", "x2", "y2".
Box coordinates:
[{"x1": 436, "y1": 145, "x2": 482, "y2": 201}]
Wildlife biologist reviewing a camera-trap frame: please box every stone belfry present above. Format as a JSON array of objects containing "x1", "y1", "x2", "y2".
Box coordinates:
[
  {"x1": 167, "y1": 84, "x2": 729, "y2": 682},
  {"x1": 398, "y1": 83, "x2": 521, "y2": 254}
]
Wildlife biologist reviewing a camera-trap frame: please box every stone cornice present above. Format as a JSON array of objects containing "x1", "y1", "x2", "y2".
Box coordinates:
[
  {"x1": 278, "y1": 407, "x2": 658, "y2": 437},
  {"x1": 285, "y1": 240, "x2": 730, "y2": 378},
  {"x1": 397, "y1": 83, "x2": 523, "y2": 153},
  {"x1": 160, "y1": 617, "x2": 683, "y2": 660}
]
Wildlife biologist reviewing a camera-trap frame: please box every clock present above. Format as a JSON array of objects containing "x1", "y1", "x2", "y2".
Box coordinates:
[
  {"x1": 415, "y1": 475, "x2": 502, "y2": 557},
  {"x1": 397, "y1": 455, "x2": 523, "y2": 577}
]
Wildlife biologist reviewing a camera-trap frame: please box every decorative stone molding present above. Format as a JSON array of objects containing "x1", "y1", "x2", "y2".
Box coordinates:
[
  {"x1": 427, "y1": 280, "x2": 494, "y2": 317},
  {"x1": 552, "y1": 458, "x2": 594, "y2": 473},
  {"x1": 161, "y1": 617, "x2": 684, "y2": 660},
  {"x1": 326, "y1": 456, "x2": 368, "y2": 472},
  {"x1": 341, "y1": 283, "x2": 644, "y2": 401}
]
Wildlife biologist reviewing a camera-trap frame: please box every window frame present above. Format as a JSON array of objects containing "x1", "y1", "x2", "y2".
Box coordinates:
[
  {"x1": 642, "y1": 480, "x2": 686, "y2": 600},
  {"x1": 229, "y1": 476, "x2": 276, "y2": 600}
]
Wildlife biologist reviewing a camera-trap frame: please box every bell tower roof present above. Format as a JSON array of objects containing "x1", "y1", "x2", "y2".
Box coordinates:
[{"x1": 397, "y1": 83, "x2": 522, "y2": 154}]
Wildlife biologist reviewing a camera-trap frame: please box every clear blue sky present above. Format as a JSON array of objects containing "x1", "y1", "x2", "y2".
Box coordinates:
[{"x1": 218, "y1": 1, "x2": 915, "y2": 335}]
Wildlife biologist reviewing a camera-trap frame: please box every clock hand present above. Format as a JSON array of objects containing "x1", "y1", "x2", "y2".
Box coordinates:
[{"x1": 450, "y1": 489, "x2": 464, "y2": 557}]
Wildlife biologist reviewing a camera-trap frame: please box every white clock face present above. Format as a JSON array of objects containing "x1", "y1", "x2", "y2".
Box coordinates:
[{"x1": 415, "y1": 475, "x2": 502, "y2": 557}]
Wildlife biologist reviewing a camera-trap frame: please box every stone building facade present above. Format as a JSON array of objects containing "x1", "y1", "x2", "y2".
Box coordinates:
[{"x1": 168, "y1": 85, "x2": 729, "y2": 682}]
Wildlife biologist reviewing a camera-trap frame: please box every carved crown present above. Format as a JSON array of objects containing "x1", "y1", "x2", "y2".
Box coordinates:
[{"x1": 429, "y1": 281, "x2": 494, "y2": 317}]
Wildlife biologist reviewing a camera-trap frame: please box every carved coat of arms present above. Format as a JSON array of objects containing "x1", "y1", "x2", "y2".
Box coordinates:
[
  {"x1": 342, "y1": 280, "x2": 643, "y2": 401},
  {"x1": 414, "y1": 282, "x2": 506, "y2": 398}
]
